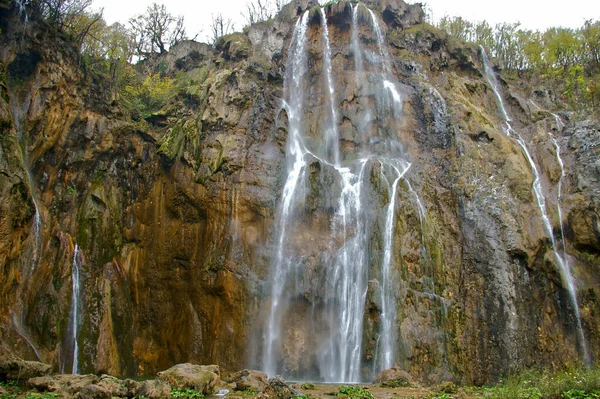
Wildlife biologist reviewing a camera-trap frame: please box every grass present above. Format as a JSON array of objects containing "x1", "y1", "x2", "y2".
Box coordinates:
[
  {"x1": 337, "y1": 385, "x2": 375, "y2": 399},
  {"x1": 479, "y1": 365, "x2": 600, "y2": 399},
  {"x1": 170, "y1": 387, "x2": 204, "y2": 398}
]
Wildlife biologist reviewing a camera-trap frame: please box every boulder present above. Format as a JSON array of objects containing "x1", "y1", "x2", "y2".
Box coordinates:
[
  {"x1": 373, "y1": 366, "x2": 415, "y2": 387},
  {"x1": 75, "y1": 384, "x2": 112, "y2": 399},
  {"x1": 262, "y1": 376, "x2": 295, "y2": 399},
  {"x1": 229, "y1": 369, "x2": 269, "y2": 393},
  {"x1": 137, "y1": 379, "x2": 172, "y2": 399},
  {"x1": 27, "y1": 374, "x2": 99, "y2": 395},
  {"x1": 157, "y1": 363, "x2": 219, "y2": 394},
  {"x1": 95, "y1": 375, "x2": 129, "y2": 397},
  {"x1": 122, "y1": 379, "x2": 142, "y2": 397},
  {"x1": 0, "y1": 358, "x2": 52, "y2": 380}
]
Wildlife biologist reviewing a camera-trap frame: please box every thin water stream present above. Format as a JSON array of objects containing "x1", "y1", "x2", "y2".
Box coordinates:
[{"x1": 481, "y1": 47, "x2": 590, "y2": 364}]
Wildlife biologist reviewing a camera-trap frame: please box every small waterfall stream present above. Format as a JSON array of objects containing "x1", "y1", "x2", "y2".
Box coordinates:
[
  {"x1": 481, "y1": 47, "x2": 590, "y2": 364},
  {"x1": 69, "y1": 244, "x2": 81, "y2": 374}
]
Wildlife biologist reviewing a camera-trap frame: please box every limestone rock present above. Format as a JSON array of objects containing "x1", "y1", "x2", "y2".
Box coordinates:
[
  {"x1": 157, "y1": 363, "x2": 219, "y2": 394},
  {"x1": 230, "y1": 369, "x2": 269, "y2": 393},
  {"x1": 0, "y1": 358, "x2": 52, "y2": 380},
  {"x1": 262, "y1": 376, "x2": 295, "y2": 399},
  {"x1": 75, "y1": 384, "x2": 112, "y2": 399},
  {"x1": 27, "y1": 374, "x2": 99, "y2": 395},
  {"x1": 137, "y1": 379, "x2": 172, "y2": 399},
  {"x1": 373, "y1": 366, "x2": 415, "y2": 387}
]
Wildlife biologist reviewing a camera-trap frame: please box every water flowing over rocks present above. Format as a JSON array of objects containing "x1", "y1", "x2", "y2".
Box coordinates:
[{"x1": 0, "y1": 0, "x2": 599, "y2": 387}]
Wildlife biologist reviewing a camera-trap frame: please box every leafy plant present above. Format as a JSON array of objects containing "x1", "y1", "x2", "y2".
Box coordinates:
[
  {"x1": 122, "y1": 73, "x2": 176, "y2": 117},
  {"x1": 337, "y1": 385, "x2": 375, "y2": 399},
  {"x1": 170, "y1": 387, "x2": 204, "y2": 399},
  {"x1": 563, "y1": 389, "x2": 600, "y2": 399}
]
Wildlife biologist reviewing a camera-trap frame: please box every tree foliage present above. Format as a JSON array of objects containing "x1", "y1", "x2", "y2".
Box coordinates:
[
  {"x1": 129, "y1": 3, "x2": 187, "y2": 58},
  {"x1": 437, "y1": 16, "x2": 600, "y2": 111},
  {"x1": 25, "y1": 0, "x2": 102, "y2": 45}
]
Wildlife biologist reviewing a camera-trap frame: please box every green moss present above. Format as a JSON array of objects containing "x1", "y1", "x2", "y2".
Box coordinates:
[{"x1": 157, "y1": 118, "x2": 203, "y2": 161}]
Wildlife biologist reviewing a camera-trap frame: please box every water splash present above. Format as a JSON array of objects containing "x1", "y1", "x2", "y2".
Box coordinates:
[{"x1": 480, "y1": 47, "x2": 590, "y2": 364}]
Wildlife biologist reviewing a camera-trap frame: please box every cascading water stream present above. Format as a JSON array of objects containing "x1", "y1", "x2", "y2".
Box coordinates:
[
  {"x1": 263, "y1": 5, "x2": 427, "y2": 382},
  {"x1": 379, "y1": 161, "x2": 410, "y2": 369},
  {"x1": 351, "y1": 5, "x2": 364, "y2": 88},
  {"x1": 263, "y1": 11, "x2": 310, "y2": 378},
  {"x1": 320, "y1": 8, "x2": 341, "y2": 166},
  {"x1": 69, "y1": 244, "x2": 81, "y2": 374},
  {"x1": 11, "y1": 97, "x2": 42, "y2": 271},
  {"x1": 481, "y1": 47, "x2": 590, "y2": 364},
  {"x1": 11, "y1": 311, "x2": 42, "y2": 360}
]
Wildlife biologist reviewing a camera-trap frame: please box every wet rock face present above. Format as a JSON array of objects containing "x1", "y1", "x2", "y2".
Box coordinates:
[{"x1": 0, "y1": 0, "x2": 599, "y2": 386}]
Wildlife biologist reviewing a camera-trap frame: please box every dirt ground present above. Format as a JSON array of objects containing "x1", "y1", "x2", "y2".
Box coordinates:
[{"x1": 223, "y1": 383, "x2": 482, "y2": 399}]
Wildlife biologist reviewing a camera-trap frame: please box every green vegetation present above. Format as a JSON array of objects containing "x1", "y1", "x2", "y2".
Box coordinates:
[
  {"x1": 122, "y1": 73, "x2": 176, "y2": 118},
  {"x1": 478, "y1": 366, "x2": 600, "y2": 399},
  {"x1": 337, "y1": 385, "x2": 375, "y2": 399},
  {"x1": 170, "y1": 387, "x2": 204, "y2": 399},
  {"x1": 438, "y1": 17, "x2": 600, "y2": 113}
]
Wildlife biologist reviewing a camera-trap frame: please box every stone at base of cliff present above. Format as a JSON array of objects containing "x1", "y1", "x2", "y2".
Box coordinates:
[
  {"x1": 75, "y1": 383, "x2": 112, "y2": 399},
  {"x1": 0, "y1": 358, "x2": 52, "y2": 380},
  {"x1": 27, "y1": 374, "x2": 99, "y2": 395},
  {"x1": 137, "y1": 379, "x2": 172, "y2": 399},
  {"x1": 373, "y1": 366, "x2": 416, "y2": 387},
  {"x1": 229, "y1": 369, "x2": 269, "y2": 392},
  {"x1": 157, "y1": 363, "x2": 219, "y2": 394},
  {"x1": 262, "y1": 376, "x2": 295, "y2": 399}
]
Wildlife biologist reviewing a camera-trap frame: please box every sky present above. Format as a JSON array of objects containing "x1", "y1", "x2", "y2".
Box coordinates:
[{"x1": 91, "y1": 0, "x2": 600, "y2": 43}]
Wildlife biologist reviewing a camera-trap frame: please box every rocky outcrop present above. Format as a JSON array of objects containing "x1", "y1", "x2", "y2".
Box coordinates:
[
  {"x1": 0, "y1": 0, "x2": 598, "y2": 386},
  {"x1": 374, "y1": 366, "x2": 415, "y2": 387},
  {"x1": 229, "y1": 369, "x2": 269, "y2": 393},
  {"x1": 157, "y1": 363, "x2": 219, "y2": 394},
  {"x1": 0, "y1": 358, "x2": 52, "y2": 380}
]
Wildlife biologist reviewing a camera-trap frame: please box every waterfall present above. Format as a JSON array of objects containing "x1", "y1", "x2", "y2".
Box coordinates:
[
  {"x1": 11, "y1": 311, "x2": 42, "y2": 360},
  {"x1": 262, "y1": 5, "x2": 426, "y2": 382},
  {"x1": 480, "y1": 47, "x2": 590, "y2": 364},
  {"x1": 15, "y1": 0, "x2": 29, "y2": 26},
  {"x1": 320, "y1": 8, "x2": 341, "y2": 166},
  {"x1": 379, "y1": 161, "x2": 410, "y2": 369},
  {"x1": 351, "y1": 5, "x2": 364, "y2": 88},
  {"x1": 263, "y1": 11, "x2": 311, "y2": 378},
  {"x1": 69, "y1": 244, "x2": 81, "y2": 374}
]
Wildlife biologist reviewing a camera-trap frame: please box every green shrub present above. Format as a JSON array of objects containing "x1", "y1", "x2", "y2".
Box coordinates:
[
  {"x1": 122, "y1": 73, "x2": 176, "y2": 117},
  {"x1": 170, "y1": 387, "x2": 204, "y2": 398},
  {"x1": 337, "y1": 385, "x2": 375, "y2": 399}
]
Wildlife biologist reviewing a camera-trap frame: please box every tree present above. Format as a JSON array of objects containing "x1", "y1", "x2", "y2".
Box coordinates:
[
  {"x1": 210, "y1": 13, "x2": 234, "y2": 44},
  {"x1": 129, "y1": 3, "x2": 187, "y2": 58},
  {"x1": 242, "y1": 0, "x2": 283, "y2": 26},
  {"x1": 80, "y1": 17, "x2": 135, "y2": 99},
  {"x1": 29, "y1": 0, "x2": 102, "y2": 43}
]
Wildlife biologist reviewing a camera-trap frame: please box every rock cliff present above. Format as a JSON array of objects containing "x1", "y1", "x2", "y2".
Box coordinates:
[{"x1": 0, "y1": 0, "x2": 598, "y2": 385}]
